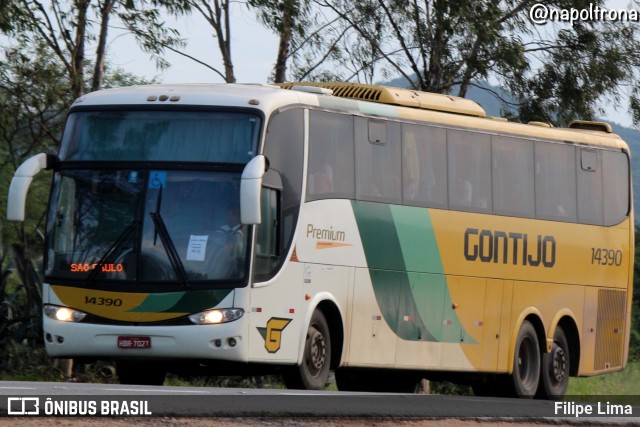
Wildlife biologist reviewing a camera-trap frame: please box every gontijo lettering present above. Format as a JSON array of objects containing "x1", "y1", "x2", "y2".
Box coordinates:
[{"x1": 464, "y1": 228, "x2": 556, "y2": 267}]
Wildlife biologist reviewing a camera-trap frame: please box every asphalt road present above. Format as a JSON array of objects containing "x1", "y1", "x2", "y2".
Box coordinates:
[{"x1": 0, "y1": 381, "x2": 639, "y2": 423}]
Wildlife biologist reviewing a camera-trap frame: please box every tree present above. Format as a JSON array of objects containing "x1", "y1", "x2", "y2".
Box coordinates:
[
  {"x1": 294, "y1": 0, "x2": 640, "y2": 126},
  {"x1": 0, "y1": 40, "x2": 70, "y2": 374},
  {"x1": 248, "y1": 0, "x2": 354, "y2": 83},
  {"x1": 182, "y1": 0, "x2": 236, "y2": 82},
  {"x1": 7, "y1": 0, "x2": 189, "y2": 97},
  {"x1": 249, "y1": 0, "x2": 310, "y2": 82},
  {"x1": 0, "y1": 28, "x2": 156, "y2": 380}
]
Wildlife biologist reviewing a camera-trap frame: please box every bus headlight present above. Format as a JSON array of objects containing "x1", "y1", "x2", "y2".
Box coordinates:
[
  {"x1": 44, "y1": 305, "x2": 87, "y2": 323},
  {"x1": 189, "y1": 308, "x2": 244, "y2": 325}
]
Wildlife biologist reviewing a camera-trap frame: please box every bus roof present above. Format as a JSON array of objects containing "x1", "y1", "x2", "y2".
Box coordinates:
[{"x1": 73, "y1": 83, "x2": 629, "y2": 151}]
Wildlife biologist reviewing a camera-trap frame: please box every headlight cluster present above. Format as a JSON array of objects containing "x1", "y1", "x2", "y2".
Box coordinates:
[
  {"x1": 44, "y1": 305, "x2": 87, "y2": 323},
  {"x1": 189, "y1": 308, "x2": 244, "y2": 325}
]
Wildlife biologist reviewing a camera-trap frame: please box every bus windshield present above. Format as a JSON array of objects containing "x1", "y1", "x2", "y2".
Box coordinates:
[
  {"x1": 45, "y1": 169, "x2": 249, "y2": 285},
  {"x1": 59, "y1": 110, "x2": 260, "y2": 163},
  {"x1": 44, "y1": 109, "x2": 261, "y2": 286}
]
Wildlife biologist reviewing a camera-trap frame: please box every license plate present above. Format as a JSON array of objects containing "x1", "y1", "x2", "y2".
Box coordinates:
[{"x1": 117, "y1": 336, "x2": 151, "y2": 349}]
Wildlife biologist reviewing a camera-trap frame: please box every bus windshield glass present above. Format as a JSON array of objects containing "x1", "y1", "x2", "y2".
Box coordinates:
[
  {"x1": 58, "y1": 110, "x2": 260, "y2": 163},
  {"x1": 46, "y1": 169, "x2": 249, "y2": 284}
]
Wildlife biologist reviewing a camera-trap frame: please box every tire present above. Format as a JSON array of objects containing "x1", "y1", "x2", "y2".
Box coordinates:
[
  {"x1": 537, "y1": 326, "x2": 570, "y2": 400},
  {"x1": 282, "y1": 310, "x2": 331, "y2": 390},
  {"x1": 116, "y1": 360, "x2": 166, "y2": 386},
  {"x1": 509, "y1": 320, "x2": 540, "y2": 398}
]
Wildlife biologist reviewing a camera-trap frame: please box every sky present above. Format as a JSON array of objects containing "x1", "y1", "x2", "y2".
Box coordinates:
[
  {"x1": 106, "y1": 1, "x2": 637, "y2": 128},
  {"x1": 108, "y1": 6, "x2": 278, "y2": 85}
]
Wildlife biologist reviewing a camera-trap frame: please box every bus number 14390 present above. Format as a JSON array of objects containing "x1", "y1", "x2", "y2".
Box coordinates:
[{"x1": 591, "y1": 248, "x2": 623, "y2": 266}]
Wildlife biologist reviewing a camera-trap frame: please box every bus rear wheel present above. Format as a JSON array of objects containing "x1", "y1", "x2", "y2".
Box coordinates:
[
  {"x1": 282, "y1": 310, "x2": 331, "y2": 390},
  {"x1": 509, "y1": 320, "x2": 540, "y2": 398},
  {"x1": 116, "y1": 360, "x2": 166, "y2": 386},
  {"x1": 537, "y1": 326, "x2": 570, "y2": 400}
]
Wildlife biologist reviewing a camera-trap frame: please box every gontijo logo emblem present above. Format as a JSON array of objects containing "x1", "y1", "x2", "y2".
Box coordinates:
[{"x1": 257, "y1": 317, "x2": 292, "y2": 353}]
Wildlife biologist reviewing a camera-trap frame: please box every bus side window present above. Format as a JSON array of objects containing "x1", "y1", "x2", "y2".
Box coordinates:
[
  {"x1": 448, "y1": 130, "x2": 491, "y2": 213},
  {"x1": 492, "y1": 136, "x2": 535, "y2": 218},
  {"x1": 260, "y1": 108, "x2": 303, "y2": 281},
  {"x1": 355, "y1": 118, "x2": 401, "y2": 203},
  {"x1": 535, "y1": 143, "x2": 577, "y2": 222},
  {"x1": 603, "y1": 150, "x2": 630, "y2": 226},
  {"x1": 307, "y1": 111, "x2": 355, "y2": 200},
  {"x1": 577, "y1": 148, "x2": 603, "y2": 225},
  {"x1": 401, "y1": 124, "x2": 447, "y2": 209},
  {"x1": 254, "y1": 187, "x2": 280, "y2": 278}
]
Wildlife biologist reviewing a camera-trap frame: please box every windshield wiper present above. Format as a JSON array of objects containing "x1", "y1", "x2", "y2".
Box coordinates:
[
  {"x1": 150, "y1": 185, "x2": 190, "y2": 287},
  {"x1": 85, "y1": 221, "x2": 137, "y2": 287}
]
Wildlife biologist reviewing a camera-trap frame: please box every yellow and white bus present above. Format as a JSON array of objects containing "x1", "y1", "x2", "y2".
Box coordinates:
[{"x1": 7, "y1": 82, "x2": 633, "y2": 399}]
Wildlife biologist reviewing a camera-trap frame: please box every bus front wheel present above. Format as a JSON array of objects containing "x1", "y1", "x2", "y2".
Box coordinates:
[
  {"x1": 537, "y1": 326, "x2": 570, "y2": 400},
  {"x1": 510, "y1": 320, "x2": 540, "y2": 398},
  {"x1": 282, "y1": 310, "x2": 331, "y2": 390}
]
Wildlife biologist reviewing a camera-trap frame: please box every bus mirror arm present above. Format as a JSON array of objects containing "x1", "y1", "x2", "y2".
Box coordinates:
[
  {"x1": 240, "y1": 155, "x2": 267, "y2": 225},
  {"x1": 7, "y1": 153, "x2": 56, "y2": 222}
]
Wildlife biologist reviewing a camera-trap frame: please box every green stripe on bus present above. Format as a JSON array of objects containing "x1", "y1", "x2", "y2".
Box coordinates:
[
  {"x1": 128, "y1": 289, "x2": 232, "y2": 313},
  {"x1": 352, "y1": 201, "x2": 475, "y2": 344},
  {"x1": 352, "y1": 201, "x2": 406, "y2": 271},
  {"x1": 389, "y1": 205, "x2": 443, "y2": 273},
  {"x1": 390, "y1": 206, "x2": 467, "y2": 341}
]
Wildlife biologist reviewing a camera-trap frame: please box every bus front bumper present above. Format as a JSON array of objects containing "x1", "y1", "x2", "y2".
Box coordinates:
[{"x1": 43, "y1": 316, "x2": 248, "y2": 362}]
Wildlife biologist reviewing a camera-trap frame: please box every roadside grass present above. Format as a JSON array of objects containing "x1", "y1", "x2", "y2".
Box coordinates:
[
  {"x1": 2, "y1": 348, "x2": 638, "y2": 398},
  {"x1": 164, "y1": 373, "x2": 339, "y2": 390},
  {"x1": 164, "y1": 374, "x2": 288, "y2": 389},
  {"x1": 567, "y1": 360, "x2": 640, "y2": 396}
]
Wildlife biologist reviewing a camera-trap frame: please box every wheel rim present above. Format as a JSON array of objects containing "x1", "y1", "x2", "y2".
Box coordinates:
[
  {"x1": 550, "y1": 345, "x2": 567, "y2": 385},
  {"x1": 517, "y1": 336, "x2": 537, "y2": 388},
  {"x1": 305, "y1": 326, "x2": 326, "y2": 376}
]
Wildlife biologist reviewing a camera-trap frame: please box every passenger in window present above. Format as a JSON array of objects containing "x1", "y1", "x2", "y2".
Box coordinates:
[
  {"x1": 403, "y1": 136, "x2": 419, "y2": 200},
  {"x1": 218, "y1": 206, "x2": 243, "y2": 236},
  {"x1": 310, "y1": 163, "x2": 334, "y2": 195},
  {"x1": 557, "y1": 204, "x2": 567, "y2": 217},
  {"x1": 403, "y1": 161, "x2": 419, "y2": 201},
  {"x1": 404, "y1": 178, "x2": 418, "y2": 200},
  {"x1": 453, "y1": 178, "x2": 473, "y2": 207},
  {"x1": 210, "y1": 205, "x2": 245, "y2": 277},
  {"x1": 476, "y1": 194, "x2": 488, "y2": 209}
]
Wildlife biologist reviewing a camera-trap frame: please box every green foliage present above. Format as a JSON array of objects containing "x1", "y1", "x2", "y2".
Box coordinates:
[
  {"x1": 568, "y1": 361, "x2": 640, "y2": 396},
  {"x1": 101, "y1": 66, "x2": 160, "y2": 89},
  {"x1": 0, "y1": 8, "x2": 158, "y2": 380},
  {"x1": 428, "y1": 381, "x2": 473, "y2": 396},
  {"x1": 165, "y1": 375, "x2": 288, "y2": 389},
  {"x1": 278, "y1": 0, "x2": 640, "y2": 127},
  {"x1": 118, "y1": 0, "x2": 191, "y2": 71},
  {"x1": 0, "y1": 38, "x2": 66, "y2": 379}
]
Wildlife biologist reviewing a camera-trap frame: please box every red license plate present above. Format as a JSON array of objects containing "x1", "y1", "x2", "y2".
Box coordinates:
[{"x1": 117, "y1": 336, "x2": 151, "y2": 349}]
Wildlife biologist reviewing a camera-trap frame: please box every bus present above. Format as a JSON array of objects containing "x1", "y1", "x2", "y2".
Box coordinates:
[{"x1": 7, "y1": 82, "x2": 633, "y2": 399}]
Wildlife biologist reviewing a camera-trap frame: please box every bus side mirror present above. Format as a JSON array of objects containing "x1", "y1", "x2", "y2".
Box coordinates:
[
  {"x1": 7, "y1": 153, "x2": 54, "y2": 221},
  {"x1": 240, "y1": 155, "x2": 267, "y2": 225}
]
